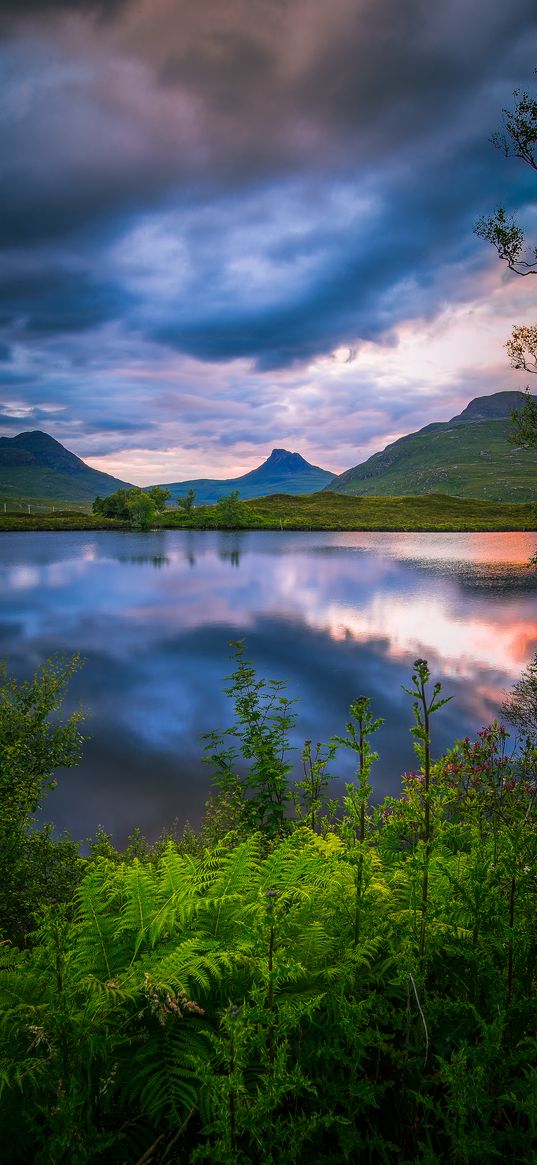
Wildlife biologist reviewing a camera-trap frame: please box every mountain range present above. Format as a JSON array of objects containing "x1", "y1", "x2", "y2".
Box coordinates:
[{"x1": 0, "y1": 390, "x2": 534, "y2": 506}]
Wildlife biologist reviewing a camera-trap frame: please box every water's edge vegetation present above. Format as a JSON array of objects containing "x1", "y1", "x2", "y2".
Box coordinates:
[
  {"x1": 1, "y1": 645, "x2": 536, "y2": 1164},
  {"x1": 0, "y1": 489, "x2": 536, "y2": 532}
]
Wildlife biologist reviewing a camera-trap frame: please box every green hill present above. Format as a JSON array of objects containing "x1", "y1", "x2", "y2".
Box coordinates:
[
  {"x1": 158, "y1": 490, "x2": 531, "y2": 530},
  {"x1": 166, "y1": 489, "x2": 534, "y2": 531},
  {"x1": 0, "y1": 431, "x2": 133, "y2": 502},
  {"x1": 155, "y1": 448, "x2": 336, "y2": 504},
  {"x1": 326, "y1": 391, "x2": 537, "y2": 502}
]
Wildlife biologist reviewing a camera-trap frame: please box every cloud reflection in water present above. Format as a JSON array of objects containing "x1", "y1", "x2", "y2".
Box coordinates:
[{"x1": 0, "y1": 529, "x2": 535, "y2": 846}]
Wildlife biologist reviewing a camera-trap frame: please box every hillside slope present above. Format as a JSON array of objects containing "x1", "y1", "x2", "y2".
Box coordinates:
[
  {"x1": 157, "y1": 447, "x2": 336, "y2": 503},
  {"x1": 0, "y1": 431, "x2": 132, "y2": 501},
  {"x1": 326, "y1": 392, "x2": 537, "y2": 502}
]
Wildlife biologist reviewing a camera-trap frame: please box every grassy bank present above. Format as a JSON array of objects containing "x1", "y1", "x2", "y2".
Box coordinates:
[
  {"x1": 0, "y1": 494, "x2": 93, "y2": 515},
  {"x1": 180, "y1": 490, "x2": 536, "y2": 531},
  {"x1": 0, "y1": 512, "x2": 127, "y2": 531},
  {"x1": 0, "y1": 491, "x2": 535, "y2": 532}
]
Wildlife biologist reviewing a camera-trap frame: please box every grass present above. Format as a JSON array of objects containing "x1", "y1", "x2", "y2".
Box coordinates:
[
  {"x1": 1, "y1": 491, "x2": 533, "y2": 532},
  {"x1": 0, "y1": 494, "x2": 93, "y2": 515},
  {"x1": 332, "y1": 417, "x2": 537, "y2": 502},
  {"x1": 187, "y1": 491, "x2": 536, "y2": 530},
  {"x1": 0, "y1": 512, "x2": 127, "y2": 531}
]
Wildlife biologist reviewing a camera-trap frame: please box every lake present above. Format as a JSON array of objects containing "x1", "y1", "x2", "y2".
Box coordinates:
[{"x1": 1, "y1": 529, "x2": 536, "y2": 846}]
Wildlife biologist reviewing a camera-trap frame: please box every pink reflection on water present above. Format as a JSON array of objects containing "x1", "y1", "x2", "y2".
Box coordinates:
[{"x1": 330, "y1": 530, "x2": 536, "y2": 565}]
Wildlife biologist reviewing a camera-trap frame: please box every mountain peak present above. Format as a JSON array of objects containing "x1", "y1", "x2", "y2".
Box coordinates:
[
  {"x1": 11, "y1": 430, "x2": 66, "y2": 448},
  {"x1": 325, "y1": 389, "x2": 536, "y2": 503},
  {"x1": 0, "y1": 429, "x2": 132, "y2": 500},
  {"x1": 265, "y1": 448, "x2": 310, "y2": 471},
  {"x1": 157, "y1": 446, "x2": 335, "y2": 502},
  {"x1": 0, "y1": 429, "x2": 87, "y2": 475},
  {"x1": 450, "y1": 390, "x2": 530, "y2": 424}
]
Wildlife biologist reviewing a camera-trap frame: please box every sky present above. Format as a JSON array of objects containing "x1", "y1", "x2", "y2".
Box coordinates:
[{"x1": 1, "y1": 0, "x2": 536, "y2": 485}]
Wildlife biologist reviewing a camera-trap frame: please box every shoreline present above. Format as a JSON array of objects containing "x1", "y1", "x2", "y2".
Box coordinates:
[{"x1": 1, "y1": 519, "x2": 535, "y2": 534}]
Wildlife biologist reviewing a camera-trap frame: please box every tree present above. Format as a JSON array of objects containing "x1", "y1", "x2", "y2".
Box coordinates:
[
  {"x1": 475, "y1": 84, "x2": 537, "y2": 276},
  {"x1": 501, "y1": 651, "x2": 537, "y2": 741},
  {"x1": 475, "y1": 78, "x2": 537, "y2": 450},
  {"x1": 92, "y1": 488, "x2": 131, "y2": 519},
  {"x1": 507, "y1": 323, "x2": 537, "y2": 375},
  {"x1": 215, "y1": 490, "x2": 242, "y2": 526},
  {"x1": 506, "y1": 327, "x2": 537, "y2": 446},
  {"x1": 177, "y1": 487, "x2": 196, "y2": 513},
  {"x1": 125, "y1": 489, "x2": 155, "y2": 530},
  {"x1": 0, "y1": 656, "x2": 86, "y2": 942},
  {"x1": 146, "y1": 486, "x2": 171, "y2": 512},
  {"x1": 475, "y1": 206, "x2": 536, "y2": 276},
  {"x1": 92, "y1": 487, "x2": 158, "y2": 528},
  {"x1": 510, "y1": 386, "x2": 537, "y2": 447}
]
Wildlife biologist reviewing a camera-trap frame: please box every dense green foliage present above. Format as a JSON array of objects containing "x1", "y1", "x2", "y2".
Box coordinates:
[
  {"x1": 0, "y1": 657, "x2": 86, "y2": 945},
  {"x1": 93, "y1": 486, "x2": 171, "y2": 528},
  {"x1": 0, "y1": 647, "x2": 536, "y2": 1163},
  {"x1": 176, "y1": 486, "x2": 196, "y2": 513}
]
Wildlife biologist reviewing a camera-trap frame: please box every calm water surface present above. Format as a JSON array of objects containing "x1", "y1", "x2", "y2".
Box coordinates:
[{"x1": 1, "y1": 529, "x2": 536, "y2": 845}]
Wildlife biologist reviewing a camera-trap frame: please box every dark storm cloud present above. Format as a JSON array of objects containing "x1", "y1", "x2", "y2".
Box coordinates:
[
  {"x1": 0, "y1": 0, "x2": 534, "y2": 362},
  {"x1": 0, "y1": 0, "x2": 536, "y2": 473},
  {"x1": 0, "y1": 0, "x2": 128, "y2": 29},
  {"x1": 2, "y1": 0, "x2": 536, "y2": 229},
  {"x1": 153, "y1": 0, "x2": 534, "y2": 158},
  {"x1": 0, "y1": 265, "x2": 136, "y2": 337},
  {"x1": 152, "y1": 159, "x2": 490, "y2": 368}
]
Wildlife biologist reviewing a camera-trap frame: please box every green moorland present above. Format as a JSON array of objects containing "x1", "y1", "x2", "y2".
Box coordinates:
[
  {"x1": 0, "y1": 490, "x2": 535, "y2": 531},
  {"x1": 0, "y1": 494, "x2": 92, "y2": 516},
  {"x1": 1, "y1": 647, "x2": 536, "y2": 1164},
  {"x1": 0, "y1": 508, "x2": 124, "y2": 530},
  {"x1": 176, "y1": 490, "x2": 536, "y2": 531},
  {"x1": 328, "y1": 406, "x2": 537, "y2": 503}
]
